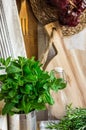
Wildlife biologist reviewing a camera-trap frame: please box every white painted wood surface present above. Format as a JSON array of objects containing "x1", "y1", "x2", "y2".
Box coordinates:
[{"x1": 0, "y1": 115, "x2": 8, "y2": 130}]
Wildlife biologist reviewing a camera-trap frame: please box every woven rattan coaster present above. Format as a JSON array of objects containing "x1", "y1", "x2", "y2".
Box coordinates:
[{"x1": 61, "y1": 10, "x2": 86, "y2": 36}]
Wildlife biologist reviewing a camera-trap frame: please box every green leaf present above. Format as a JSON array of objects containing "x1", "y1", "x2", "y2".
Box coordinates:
[
  {"x1": 43, "y1": 83, "x2": 49, "y2": 90},
  {"x1": 20, "y1": 84, "x2": 33, "y2": 95},
  {"x1": 0, "y1": 93, "x2": 4, "y2": 100},
  {"x1": 2, "y1": 102, "x2": 14, "y2": 115},
  {"x1": 17, "y1": 56, "x2": 28, "y2": 67},
  {"x1": 0, "y1": 66, "x2": 5, "y2": 70},
  {"x1": 0, "y1": 58, "x2": 5, "y2": 65},
  {"x1": 17, "y1": 79, "x2": 24, "y2": 86},
  {"x1": 32, "y1": 102, "x2": 46, "y2": 111},
  {"x1": 11, "y1": 95, "x2": 21, "y2": 103},
  {"x1": 9, "y1": 90, "x2": 16, "y2": 97},
  {"x1": 0, "y1": 74, "x2": 7, "y2": 82},
  {"x1": 50, "y1": 71, "x2": 55, "y2": 80},
  {"x1": 45, "y1": 92, "x2": 54, "y2": 105},
  {"x1": 6, "y1": 65, "x2": 21, "y2": 74},
  {"x1": 23, "y1": 65, "x2": 30, "y2": 75},
  {"x1": 24, "y1": 75, "x2": 38, "y2": 82},
  {"x1": 11, "y1": 107, "x2": 20, "y2": 113},
  {"x1": 22, "y1": 95, "x2": 26, "y2": 110},
  {"x1": 24, "y1": 84, "x2": 33, "y2": 93},
  {"x1": 5, "y1": 57, "x2": 11, "y2": 67},
  {"x1": 1, "y1": 84, "x2": 7, "y2": 90},
  {"x1": 51, "y1": 78, "x2": 66, "y2": 91},
  {"x1": 38, "y1": 92, "x2": 54, "y2": 105}
]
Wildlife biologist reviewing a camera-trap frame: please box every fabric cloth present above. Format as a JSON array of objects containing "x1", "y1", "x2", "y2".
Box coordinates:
[{"x1": 0, "y1": 0, "x2": 26, "y2": 58}]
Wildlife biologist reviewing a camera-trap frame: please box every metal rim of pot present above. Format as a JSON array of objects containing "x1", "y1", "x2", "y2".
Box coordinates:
[{"x1": 8, "y1": 111, "x2": 37, "y2": 130}]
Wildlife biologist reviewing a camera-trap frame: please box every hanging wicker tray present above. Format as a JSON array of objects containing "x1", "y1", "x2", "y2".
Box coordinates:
[{"x1": 29, "y1": 0, "x2": 86, "y2": 36}]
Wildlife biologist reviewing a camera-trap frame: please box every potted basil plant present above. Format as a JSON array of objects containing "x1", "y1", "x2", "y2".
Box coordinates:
[{"x1": 0, "y1": 56, "x2": 66, "y2": 130}]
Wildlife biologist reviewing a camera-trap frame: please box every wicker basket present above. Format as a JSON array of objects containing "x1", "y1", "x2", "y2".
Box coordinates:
[
  {"x1": 29, "y1": 0, "x2": 59, "y2": 25},
  {"x1": 29, "y1": 0, "x2": 86, "y2": 36}
]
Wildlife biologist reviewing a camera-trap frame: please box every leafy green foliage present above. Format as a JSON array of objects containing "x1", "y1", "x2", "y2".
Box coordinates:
[
  {"x1": 47, "y1": 104, "x2": 86, "y2": 130},
  {"x1": 0, "y1": 56, "x2": 66, "y2": 115}
]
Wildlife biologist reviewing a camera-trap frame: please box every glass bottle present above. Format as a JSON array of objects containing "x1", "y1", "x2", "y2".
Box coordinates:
[
  {"x1": 53, "y1": 67, "x2": 66, "y2": 80},
  {"x1": 48, "y1": 67, "x2": 67, "y2": 121}
]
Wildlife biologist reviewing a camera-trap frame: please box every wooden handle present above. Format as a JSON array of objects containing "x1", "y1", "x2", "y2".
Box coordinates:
[{"x1": 40, "y1": 28, "x2": 57, "y2": 66}]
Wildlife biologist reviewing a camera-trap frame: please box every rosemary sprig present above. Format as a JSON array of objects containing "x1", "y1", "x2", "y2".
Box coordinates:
[{"x1": 47, "y1": 105, "x2": 86, "y2": 130}]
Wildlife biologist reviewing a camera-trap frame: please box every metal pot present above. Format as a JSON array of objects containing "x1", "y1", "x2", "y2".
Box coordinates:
[{"x1": 8, "y1": 111, "x2": 37, "y2": 130}]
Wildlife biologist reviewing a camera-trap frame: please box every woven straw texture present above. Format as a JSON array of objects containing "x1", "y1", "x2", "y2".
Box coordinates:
[{"x1": 29, "y1": 0, "x2": 59, "y2": 25}]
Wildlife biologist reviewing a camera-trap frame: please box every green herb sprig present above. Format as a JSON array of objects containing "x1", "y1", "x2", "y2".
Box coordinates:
[
  {"x1": 0, "y1": 56, "x2": 66, "y2": 115},
  {"x1": 47, "y1": 105, "x2": 86, "y2": 130}
]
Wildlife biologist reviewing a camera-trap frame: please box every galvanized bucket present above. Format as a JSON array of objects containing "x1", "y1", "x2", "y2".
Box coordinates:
[{"x1": 8, "y1": 111, "x2": 36, "y2": 130}]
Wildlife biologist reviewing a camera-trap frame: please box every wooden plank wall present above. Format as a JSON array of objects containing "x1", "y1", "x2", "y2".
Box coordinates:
[{"x1": 16, "y1": 0, "x2": 38, "y2": 59}]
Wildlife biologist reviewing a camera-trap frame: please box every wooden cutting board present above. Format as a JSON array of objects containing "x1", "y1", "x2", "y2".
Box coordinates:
[{"x1": 41, "y1": 23, "x2": 86, "y2": 119}]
